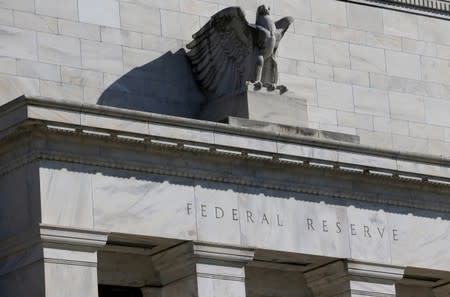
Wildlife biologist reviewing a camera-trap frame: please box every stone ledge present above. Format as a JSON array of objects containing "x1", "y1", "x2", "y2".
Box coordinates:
[
  {"x1": 1, "y1": 96, "x2": 449, "y2": 166},
  {"x1": 227, "y1": 117, "x2": 359, "y2": 144}
]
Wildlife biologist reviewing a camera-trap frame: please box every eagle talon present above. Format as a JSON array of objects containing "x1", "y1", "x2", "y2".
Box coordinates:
[
  {"x1": 253, "y1": 81, "x2": 263, "y2": 90},
  {"x1": 264, "y1": 83, "x2": 276, "y2": 91},
  {"x1": 276, "y1": 85, "x2": 288, "y2": 94}
]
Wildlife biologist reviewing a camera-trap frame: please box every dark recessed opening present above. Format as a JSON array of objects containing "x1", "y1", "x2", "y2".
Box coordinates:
[{"x1": 404, "y1": 275, "x2": 442, "y2": 283}]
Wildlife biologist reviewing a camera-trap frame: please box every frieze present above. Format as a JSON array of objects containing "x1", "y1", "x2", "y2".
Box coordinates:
[{"x1": 186, "y1": 203, "x2": 400, "y2": 242}]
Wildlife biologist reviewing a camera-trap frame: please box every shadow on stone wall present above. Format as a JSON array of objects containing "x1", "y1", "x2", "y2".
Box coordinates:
[{"x1": 98, "y1": 49, "x2": 206, "y2": 119}]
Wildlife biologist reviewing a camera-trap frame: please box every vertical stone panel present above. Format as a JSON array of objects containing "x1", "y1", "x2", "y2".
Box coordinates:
[
  {"x1": 386, "y1": 51, "x2": 421, "y2": 80},
  {"x1": 38, "y1": 33, "x2": 81, "y2": 67},
  {"x1": 317, "y1": 80, "x2": 354, "y2": 111},
  {"x1": 120, "y1": 2, "x2": 161, "y2": 35},
  {"x1": 347, "y1": 3, "x2": 383, "y2": 33},
  {"x1": 350, "y1": 44, "x2": 386, "y2": 73},
  {"x1": 161, "y1": 10, "x2": 200, "y2": 41},
  {"x1": 0, "y1": 25, "x2": 37, "y2": 60},
  {"x1": 273, "y1": 0, "x2": 311, "y2": 20},
  {"x1": 0, "y1": 74, "x2": 39, "y2": 102},
  {"x1": 13, "y1": 11, "x2": 58, "y2": 33},
  {"x1": 383, "y1": 9, "x2": 418, "y2": 39},
  {"x1": 81, "y1": 39, "x2": 123, "y2": 74},
  {"x1": 35, "y1": 0, "x2": 78, "y2": 20},
  {"x1": 0, "y1": 0, "x2": 34, "y2": 12},
  {"x1": 389, "y1": 92, "x2": 425, "y2": 122},
  {"x1": 313, "y1": 38, "x2": 350, "y2": 67},
  {"x1": 79, "y1": 0, "x2": 120, "y2": 28},
  {"x1": 311, "y1": 0, "x2": 347, "y2": 26},
  {"x1": 278, "y1": 33, "x2": 314, "y2": 61},
  {"x1": 353, "y1": 86, "x2": 389, "y2": 117}
]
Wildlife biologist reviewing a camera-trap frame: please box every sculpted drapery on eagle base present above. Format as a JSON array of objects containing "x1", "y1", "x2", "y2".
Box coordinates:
[{"x1": 186, "y1": 5, "x2": 294, "y2": 100}]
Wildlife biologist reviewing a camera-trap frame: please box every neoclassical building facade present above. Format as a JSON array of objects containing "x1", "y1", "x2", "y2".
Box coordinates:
[{"x1": 0, "y1": 0, "x2": 449, "y2": 296}]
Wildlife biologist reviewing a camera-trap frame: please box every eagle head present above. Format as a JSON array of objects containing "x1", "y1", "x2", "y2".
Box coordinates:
[{"x1": 256, "y1": 5, "x2": 271, "y2": 16}]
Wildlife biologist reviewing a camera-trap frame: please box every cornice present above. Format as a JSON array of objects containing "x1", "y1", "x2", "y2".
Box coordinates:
[
  {"x1": 1, "y1": 96, "x2": 449, "y2": 167},
  {"x1": 342, "y1": 0, "x2": 450, "y2": 19}
]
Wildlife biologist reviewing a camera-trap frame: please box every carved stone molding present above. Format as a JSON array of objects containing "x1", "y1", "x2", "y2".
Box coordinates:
[{"x1": 343, "y1": 0, "x2": 450, "y2": 19}]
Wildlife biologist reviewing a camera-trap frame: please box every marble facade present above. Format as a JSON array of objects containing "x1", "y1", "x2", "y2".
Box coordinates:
[
  {"x1": 1, "y1": 0, "x2": 450, "y2": 296},
  {"x1": 0, "y1": 97, "x2": 449, "y2": 296}
]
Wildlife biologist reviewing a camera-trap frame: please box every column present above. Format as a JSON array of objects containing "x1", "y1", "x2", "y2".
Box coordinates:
[
  {"x1": 152, "y1": 242, "x2": 254, "y2": 297},
  {"x1": 305, "y1": 260, "x2": 404, "y2": 297},
  {"x1": 0, "y1": 224, "x2": 108, "y2": 297}
]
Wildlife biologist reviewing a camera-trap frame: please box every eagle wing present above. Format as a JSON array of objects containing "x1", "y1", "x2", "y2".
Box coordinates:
[
  {"x1": 186, "y1": 7, "x2": 257, "y2": 99},
  {"x1": 274, "y1": 16, "x2": 294, "y2": 53},
  {"x1": 261, "y1": 17, "x2": 293, "y2": 85}
]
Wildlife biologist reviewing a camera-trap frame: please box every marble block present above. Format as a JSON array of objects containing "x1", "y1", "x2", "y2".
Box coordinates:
[{"x1": 200, "y1": 86, "x2": 308, "y2": 127}]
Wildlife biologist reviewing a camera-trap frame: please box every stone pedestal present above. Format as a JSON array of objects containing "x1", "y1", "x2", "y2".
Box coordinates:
[
  {"x1": 200, "y1": 87, "x2": 308, "y2": 127},
  {"x1": 0, "y1": 225, "x2": 108, "y2": 297},
  {"x1": 305, "y1": 261, "x2": 404, "y2": 297},
  {"x1": 152, "y1": 243, "x2": 254, "y2": 297}
]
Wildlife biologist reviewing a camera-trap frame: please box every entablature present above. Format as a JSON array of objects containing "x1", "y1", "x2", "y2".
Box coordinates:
[
  {"x1": 1, "y1": 96, "x2": 450, "y2": 214},
  {"x1": 1, "y1": 97, "x2": 450, "y2": 274}
]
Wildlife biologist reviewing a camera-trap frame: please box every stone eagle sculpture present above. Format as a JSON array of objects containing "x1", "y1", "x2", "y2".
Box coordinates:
[{"x1": 186, "y1": 5, "x2": 294, "y2": 99}]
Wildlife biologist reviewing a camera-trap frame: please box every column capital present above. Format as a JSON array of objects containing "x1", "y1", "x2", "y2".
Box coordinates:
[
  {"x1": 0, "y1": 224, "x2": 108, "y2": 276},
  {"x1": 346, "y1": 261, "x2": 404, "y2": 281},
  {"x1": 1, "y1": 224, "x2": 108, "y2": 257},
  {"x1": 304, "y1": 260, "x2": 405, "y2": 297},
  {"x1": 152, "y1": 242, "x2": 254, "y2": 285}
]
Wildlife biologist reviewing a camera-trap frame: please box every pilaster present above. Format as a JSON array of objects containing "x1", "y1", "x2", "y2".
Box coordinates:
[
  {"x1": 152, "y1": 242, "x2": 254, "y2": 297},
  {"x1": 305, "y1": 260, "x2": 404, "y2": 297},
  {"x1": 0, "y1": 225, "x2": 108, "y2": 297}
]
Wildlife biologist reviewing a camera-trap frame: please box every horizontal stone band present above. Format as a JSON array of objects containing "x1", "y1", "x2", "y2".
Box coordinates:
[{"x1": 342, "y1": 0, "x2": 450, "y2": 17}]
